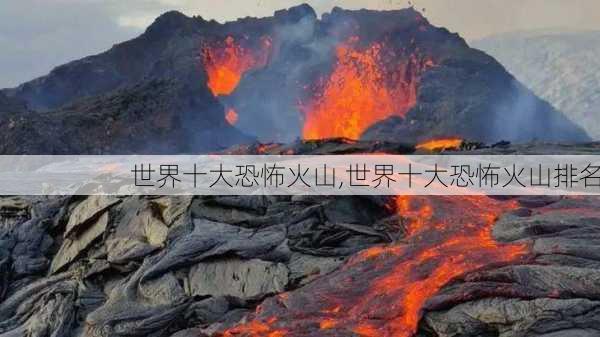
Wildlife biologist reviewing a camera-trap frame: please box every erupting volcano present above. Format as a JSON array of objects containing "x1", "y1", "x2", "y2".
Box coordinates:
[
  {"x1": 1, "y1": 5, "x2": 588, "y2": 155},
  {"x1": 1, "y1": 4, "x2": 599, "y2": 337},
  {"x1": 301, "y1": 37, "x2": 433, "y2": 140},
  {"x1": 192, "y1": 5, "x2": 586, "y2": 145},
  {"x1": 220, "y1": 195, "x2": 529, "y2": 337}
]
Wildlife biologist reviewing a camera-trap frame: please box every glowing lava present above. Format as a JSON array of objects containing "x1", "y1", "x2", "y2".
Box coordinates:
[
  {"x1": 221, "y1": 319, "x2": 286, "y2": 337},
  {"x1": 202, "y1": 36, "x2": 271, "y2": 96},
  {"x1": 219, "y1": 196, "x2": 529, "y2": 337},
  {"x1": 301, "y1": 37, "x2": 433, "y2": 140},
  {"x1": 416, "y1": 138, "x2": 463, "y2": 152},
  {"x1": 225, "y1": 108, "x2": 239, "y2": 125},
  {"x1": 346, "y1": 196, "x2": 528, "y2": 337}
]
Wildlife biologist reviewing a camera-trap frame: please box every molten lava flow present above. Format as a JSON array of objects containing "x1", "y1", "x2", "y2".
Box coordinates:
[
  {"x1": 225, "y1": 108, "x2": 239, "y2": 125},
  {"x1": 416, "y1": 138, "x2": 463, "y2": 152},
  {"x1": 346, "y1": 196, "x2": 527, "y2": 337},
  {"x1": 219, "y1": 196, "x2": 529, "y2": 337},
  {"x1": 221, "y1": 318, "x2": 286, "y2": 337},
  {"x1": 301, "y1": 37, "x2": 433, "y2": 140},
  {"x1": 395, "y1": 195, "x2": 433, "y2": 235},
  {"x1": 202, "y1": 36, "x2": 271, "y2": 96}
]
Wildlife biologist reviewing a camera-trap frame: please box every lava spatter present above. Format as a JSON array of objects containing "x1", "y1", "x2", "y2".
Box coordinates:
[
  {"x1": 225, "y1": 108, "x2": 239, "y2": 125},
  {"x1": 202, "y1": 36, "x2": 272, "y2": 97},
  {"x1": 301, "y1": 37, "x2": 433, "y2": 140}
]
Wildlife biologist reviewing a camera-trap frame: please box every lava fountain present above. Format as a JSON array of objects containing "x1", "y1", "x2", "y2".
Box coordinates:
[
  {"x1": 202, "y1": 36, "x2": 272, "y2": 96},
  {"x1": 219, "y1": 196, "x2": 529, "y2": 337},
  {"x1": 301, "y1": 37, "x2": 434, "y2": 140}
]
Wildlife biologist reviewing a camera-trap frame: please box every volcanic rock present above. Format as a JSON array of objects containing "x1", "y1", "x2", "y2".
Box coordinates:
[
  {"x1": 1, "y1": 143, "x2": 600, "y2": 336},
  {"x1": 0, "y1": 187, "x2": 399, "y2": 336},
  {"x1": 0, "y1": 92, "x2": 27, "y2": 115},
  {"x1": 0, "y1": 79, "x2": 252, "y2": 154},
  {"x1": 188, "y1": 258, "x2": 289, "y2": 300}
]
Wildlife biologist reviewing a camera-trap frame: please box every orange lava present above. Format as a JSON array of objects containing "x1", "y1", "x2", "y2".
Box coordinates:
[
  {"x1": 221, "y1": 319, "x2": 286, "y2": 337},
  {"x1": 202, "y1": 36, "x2": 271, "y2": 96},
  {"x1": 396, "y1": 195, "x2": 433, "y2": 235},
  {"x1": 319, "y1": 318, "x2": 338, "y2": 330},
  {"x1": 225, "y1": 108, "x2": 239, "y2": 125},
  {"x1": 301, "y1": 37, "x2": 432, "y2": 140},
  {"x1": 344, "y1": 196, "x2": 528, "y2": 337},
  {"x1": 255, "y1": 143, "x2": 280, "y2": 155},
  {"x1": 219, "y1": 196, "x2": 529, "y2": 337},
  {"x1": 416, "y1": 137, "x2": 463, "y2": 151}
]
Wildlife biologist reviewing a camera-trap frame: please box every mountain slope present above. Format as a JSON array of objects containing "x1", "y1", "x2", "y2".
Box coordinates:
[
  {"x1": 0, "y1": 79, "x2": 252, "y2": 154},
  {"x1": 473, "y1": 30, "x2": 600, "y2": 139},
  {"x1": 0, "y1": 5, "x2": 589, "y2": 154}
]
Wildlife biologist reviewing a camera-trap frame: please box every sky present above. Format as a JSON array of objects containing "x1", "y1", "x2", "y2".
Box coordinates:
[{"x1": 1, "y1": 0, "x2": 600, "y2": 88}]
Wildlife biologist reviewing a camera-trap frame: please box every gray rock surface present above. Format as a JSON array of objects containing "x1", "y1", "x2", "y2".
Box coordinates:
[
  {"x1": 189, "y1": 258, "x2": 288, "y2": 300},
  {"x1": 0, "y1": 188, "x2": 397, "y2": 337}
]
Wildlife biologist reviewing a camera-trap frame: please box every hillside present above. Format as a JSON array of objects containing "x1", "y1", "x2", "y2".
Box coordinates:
[{"x1": 473, "y1": 30, "x2": 600, "y2": 139}]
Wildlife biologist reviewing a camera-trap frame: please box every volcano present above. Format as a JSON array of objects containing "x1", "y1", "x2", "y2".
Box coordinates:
[
  {"x1": 0, "y1": 4, "x2": 589, "y2": 154},
  {"x1": 0, "y1": 4, "x2": 599, "y2": 337}
]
